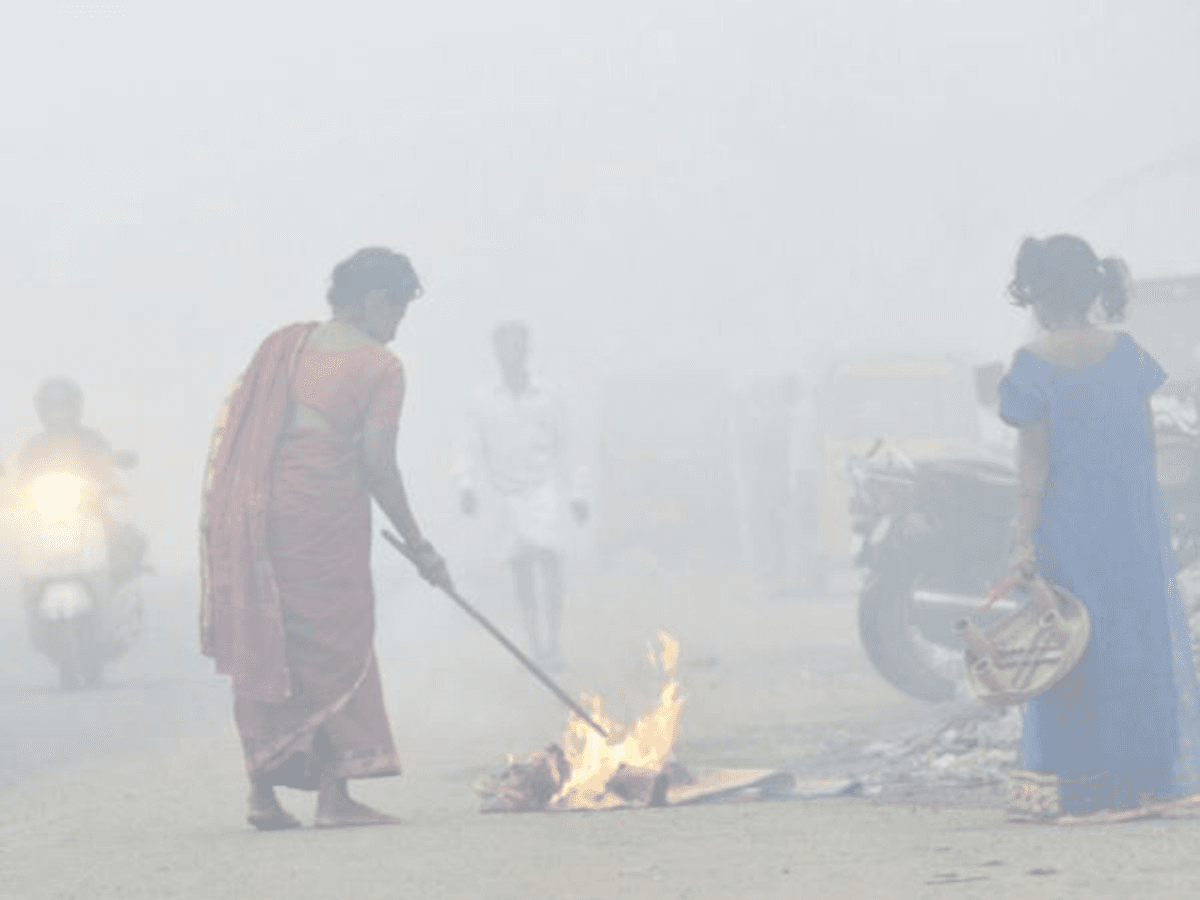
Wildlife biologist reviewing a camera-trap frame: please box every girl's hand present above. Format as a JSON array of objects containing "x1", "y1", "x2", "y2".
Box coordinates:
[
  {"x1": 982, "y1": 543, "x2": 1037, "y2": 610},
  {"x1": 1010, "y1": 542, "x2": 1038, "y2": 579}
]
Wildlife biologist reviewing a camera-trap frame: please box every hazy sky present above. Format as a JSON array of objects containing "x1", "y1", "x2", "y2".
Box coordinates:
[{"x1": 3, "y1": 1, "x2": 1198, "y2": 568}]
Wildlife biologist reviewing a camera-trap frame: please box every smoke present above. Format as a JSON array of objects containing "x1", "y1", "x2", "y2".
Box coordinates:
[{"x1": 1, "y1": 1, "x2": 1198, "y2": 571}]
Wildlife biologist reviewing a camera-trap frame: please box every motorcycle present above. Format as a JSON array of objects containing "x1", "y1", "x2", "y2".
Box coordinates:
[
  {"x1": 1151, "y1": 393, "x2": 1200, "y2": 648},
  {"x1": 1154, "y1": 394, "x2": 1200, "y2": 569},
  {"x1": 849, "y1": 394, "x2": 1200, "y2": 703},
  {"x1": 16, "y1": 453, "x2": 146, "y2": 689},
  {"x1": 848, "y1": 446, "x2": 1018, "y2": 702}
]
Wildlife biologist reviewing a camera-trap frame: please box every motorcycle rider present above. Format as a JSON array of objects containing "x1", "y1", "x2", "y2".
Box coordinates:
[
  {"x1": 20, "y1": 378, "x2": 122, "y2": 485},
  {"x1": 19, "y1": 377, "x2": 144, "y2": 581}
]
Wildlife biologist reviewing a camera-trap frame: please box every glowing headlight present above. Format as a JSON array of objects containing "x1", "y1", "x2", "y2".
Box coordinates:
[{"x1": 31, "y1": 473, "x2": 85, "y2": 519}]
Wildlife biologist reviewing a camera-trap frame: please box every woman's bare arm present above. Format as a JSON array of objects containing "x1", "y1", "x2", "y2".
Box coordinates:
[
  {"x1": 360, "y1": 367, "x2": 453, "y2": 589},
  {"x1": 360, "y1": 368, "x2": 424, "y2": 545}
]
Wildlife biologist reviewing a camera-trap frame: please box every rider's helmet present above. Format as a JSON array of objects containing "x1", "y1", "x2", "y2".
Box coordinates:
[{"x1": 34, "y1": 377, "x2": 83, "y2": 431}]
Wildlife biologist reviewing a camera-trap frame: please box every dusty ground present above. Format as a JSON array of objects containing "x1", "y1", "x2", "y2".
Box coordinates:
[{"x1": 3, "y1": 563, "x2": 1200, "y2": 899}]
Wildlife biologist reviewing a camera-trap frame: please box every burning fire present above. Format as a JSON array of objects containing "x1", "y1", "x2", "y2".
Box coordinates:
[{"x1": 549, "y1": 631, "x2": 686, "y2": 810}]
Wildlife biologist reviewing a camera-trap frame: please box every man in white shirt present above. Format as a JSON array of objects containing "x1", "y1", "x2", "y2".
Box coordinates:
[{"x1": 459, "y1": 322, "x2": 588, "y2": 670}]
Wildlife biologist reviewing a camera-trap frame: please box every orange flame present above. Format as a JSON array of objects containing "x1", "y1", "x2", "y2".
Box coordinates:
[{"x1": 549, "y1": 631, "x2": 685, "y2": 810}]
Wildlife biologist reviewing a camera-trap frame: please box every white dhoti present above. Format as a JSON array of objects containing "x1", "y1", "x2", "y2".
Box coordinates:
[
  {"x1": 459, "y1": 379, "x2": 586, "y2": 562},
  {"x1": 497, "y1": 481, "x2": 565, "y2": 560}
]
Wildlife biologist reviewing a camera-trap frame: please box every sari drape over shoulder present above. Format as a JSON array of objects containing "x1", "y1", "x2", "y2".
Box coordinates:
[
  {"x1": 201, "y1": 322, "x2": 405, "y2": 787},
  {"x1": 201, "y1": 323, "x2": 315, "y2": 703}
]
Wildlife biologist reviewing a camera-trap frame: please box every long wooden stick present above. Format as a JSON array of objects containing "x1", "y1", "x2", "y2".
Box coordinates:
[{"x1": 381, "y1": 530, "x2": 609, "y2": 739}]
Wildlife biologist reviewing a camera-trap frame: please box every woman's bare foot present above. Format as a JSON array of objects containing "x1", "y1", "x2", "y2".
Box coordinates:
[
  {"x1": 247, "y1": 782, "x2": 302, "y2": 831},
  {"x1": 314, "y1": 772, "x2": 401, "y2": 828}
]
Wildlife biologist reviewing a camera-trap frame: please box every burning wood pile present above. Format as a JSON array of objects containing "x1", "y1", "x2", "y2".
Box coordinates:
[{"x1": 476, "y1": 632, "x2": 692, "y2": 812}]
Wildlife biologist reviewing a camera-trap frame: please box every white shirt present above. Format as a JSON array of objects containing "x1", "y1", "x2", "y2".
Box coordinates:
[{"x1": 458, "y1": 380, "x2": 585, "y2": 499}]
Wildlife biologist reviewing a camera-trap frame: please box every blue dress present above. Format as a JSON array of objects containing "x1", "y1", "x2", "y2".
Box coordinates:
[{"x1": 999, "y1": 331, "x2": 1200, "y2": 814}]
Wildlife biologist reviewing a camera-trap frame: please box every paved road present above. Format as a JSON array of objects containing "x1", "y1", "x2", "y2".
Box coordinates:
[
  {"x1": 7, "y1": 572, "x2": 1200, "y2": 900},
  {"x1": 0, "y1": 572, "x2": 231, "y2": 790},
  {"x1": 0, "y1": 556, "x2": 867, "y2": 793},
  {"x1": 0, "y1": 561, "x2": 498, "y2": 792}
]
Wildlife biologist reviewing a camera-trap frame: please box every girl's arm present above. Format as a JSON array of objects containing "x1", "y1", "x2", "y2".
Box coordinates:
[{"x1": 1013, "y1": 423, "x2": 1051, "y2": 571}]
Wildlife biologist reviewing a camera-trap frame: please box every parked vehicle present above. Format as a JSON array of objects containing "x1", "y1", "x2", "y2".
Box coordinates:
[
  {"x1": 848, "y1": 446, "x2": 1018, "y2": 701},
  {"x1": 17, "y1": 454, "x2": 146, "y2": 689},
  {"x1": 592, "y1": 373, "x2": 742, "y2": 576},
  {"x1": 814, "y1": 355, "x2": 1008, "y2": 568}
]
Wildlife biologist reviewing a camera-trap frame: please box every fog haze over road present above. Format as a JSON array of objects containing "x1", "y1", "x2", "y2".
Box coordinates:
[
  {"x1": 2, "y1": 1, "x2": 1198, "y2": 571},
  {"x1": 4, "y1": 10, "x2": 1200, "y2": 896}
]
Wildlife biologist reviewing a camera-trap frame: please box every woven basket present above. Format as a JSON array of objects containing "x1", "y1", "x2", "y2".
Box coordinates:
[{"x1": 957, "y1": 576, "x2": 1090, "y2": 706}]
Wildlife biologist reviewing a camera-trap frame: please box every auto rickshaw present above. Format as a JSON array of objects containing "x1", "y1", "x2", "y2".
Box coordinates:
[{"x1": 591, "y1": 373, "x2": 742, "y2": 576}]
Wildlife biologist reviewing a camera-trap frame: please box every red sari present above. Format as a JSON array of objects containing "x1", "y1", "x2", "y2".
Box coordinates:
[{"x1": 201, "y1": 323, "x2": 405, "y2": 787}]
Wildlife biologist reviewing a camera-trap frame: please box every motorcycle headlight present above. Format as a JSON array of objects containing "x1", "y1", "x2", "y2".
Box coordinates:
[{"x1": 30, "y1": 473, "x2": 85, "y2": 519}]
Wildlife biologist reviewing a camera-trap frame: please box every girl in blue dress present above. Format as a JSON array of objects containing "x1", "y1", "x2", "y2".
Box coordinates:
[{"x1": 999, "y1": 234, "x2": 1200, "y2": 819}]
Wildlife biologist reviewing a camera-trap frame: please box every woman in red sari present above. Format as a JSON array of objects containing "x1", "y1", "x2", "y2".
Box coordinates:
[{"x1": 201, "y1": 247, "x2": 450, "y2": 829}]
